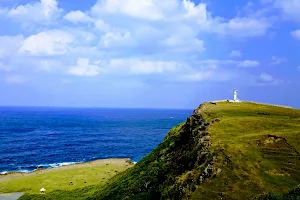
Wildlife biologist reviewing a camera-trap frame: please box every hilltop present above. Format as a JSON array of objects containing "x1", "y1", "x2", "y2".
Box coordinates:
[{"x1": 18, "y1": 102, "x2": 300, "y2": 199}]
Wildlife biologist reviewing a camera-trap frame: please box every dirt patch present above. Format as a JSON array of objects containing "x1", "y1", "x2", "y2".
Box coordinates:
[
  {"x1": 256, "y1": 134, "x2": 299, "y2": 154},
  {"x1": 256, "y1": 135, "x2": 300, "y2": 178},
  {"x1": 265, "y1": 169, "x2": 290, "y2": 176},
  {"x1": 263, "y1": 135, "x2": 283, "y2": 144}
]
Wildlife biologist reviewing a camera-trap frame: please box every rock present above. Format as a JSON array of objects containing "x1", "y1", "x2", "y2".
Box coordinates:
[
  {"x1": 202, "y1": 164, "x2": 215, "y2": 177},
  {"x1": 214, "y1": 118, "x2": 221, "y2": 123},
  {"x1": 199, "y1": 176, "x2": 204, "y2": 183}
]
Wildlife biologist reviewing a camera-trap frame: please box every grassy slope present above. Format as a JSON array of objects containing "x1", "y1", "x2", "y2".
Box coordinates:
[
  {"x1": 191, "y1": 102, "x2": 300, "y2": 199},
  {"x1": 19, "y1": 102, "x2": 300, "y2": 200},
  {"x1": 0, "y1": 159, "x2": 133, "y2": 197}
]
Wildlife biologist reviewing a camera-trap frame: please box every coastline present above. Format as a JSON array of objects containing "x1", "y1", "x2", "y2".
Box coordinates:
[{"x1": 0, "y1": 158, "x2": 133, "y2": 182}]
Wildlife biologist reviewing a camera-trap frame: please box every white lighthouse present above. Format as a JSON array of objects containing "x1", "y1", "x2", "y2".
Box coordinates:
[
  {"x1": 233, "y1": 89, "x2": 240, "y2": 102},
  {"x1": 233, "y1": 89, "x2": 238, "y2": 101}
]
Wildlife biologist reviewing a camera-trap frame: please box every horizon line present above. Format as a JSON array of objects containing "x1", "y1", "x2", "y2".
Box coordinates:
[{"x1": 0, "y1": 105, "x2": 194, "y2": 110}]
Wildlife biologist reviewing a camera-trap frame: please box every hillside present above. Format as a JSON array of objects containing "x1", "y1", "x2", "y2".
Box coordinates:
[{"x1": 20, "y1": 102, "x2": 300, "y2": 200}]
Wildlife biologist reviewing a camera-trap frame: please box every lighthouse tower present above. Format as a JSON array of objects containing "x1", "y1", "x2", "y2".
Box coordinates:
[
  {"x1": 233, "y1": 89, "x2": 238, "y2": 101},
  {"x1": 233, "y1": 89, "x2": 240, "y2": 102}
]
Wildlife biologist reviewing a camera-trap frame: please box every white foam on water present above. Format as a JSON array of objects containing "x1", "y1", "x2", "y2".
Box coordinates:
[
  {"x1": 0, "y1": 170, "x2": 30, "y2": 174},
  {"x1": 49, "y1": 162, "x2": 78, "y2": 168},
  {"x1": 1, "y1": 161, "x2": 84, "y2": 174}
]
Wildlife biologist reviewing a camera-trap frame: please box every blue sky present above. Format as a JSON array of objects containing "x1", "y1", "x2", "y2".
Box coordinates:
[{"x1": 0, "y1": 0, "x2": 299, "y2": 109}]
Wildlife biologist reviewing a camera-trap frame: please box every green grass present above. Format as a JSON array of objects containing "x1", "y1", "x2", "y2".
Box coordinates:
[
  {"x1": 254, "y1": 185, "x2": 300, "y2": 200},
  {"x1": 0, "y1": 160, "x2": 132, "y2": 195},
  {"x1": 190, "y1": 102, "x2": 300, "y2": 199}
]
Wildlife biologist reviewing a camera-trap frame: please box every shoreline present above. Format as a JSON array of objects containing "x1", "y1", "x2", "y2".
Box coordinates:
[
  {"x1": 0, "y1": 158, "x2": 133, "y2": 182},
  {"x1": 0, "y1": 158, "x2": 134, "y2": 175}
]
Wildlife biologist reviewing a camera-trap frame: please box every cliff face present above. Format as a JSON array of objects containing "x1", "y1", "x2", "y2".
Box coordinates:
[{"x1": 92, "y1": 104, "x2": 222, "y2": 200}]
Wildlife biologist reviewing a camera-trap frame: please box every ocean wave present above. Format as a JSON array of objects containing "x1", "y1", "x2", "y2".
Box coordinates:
[
  {"x1": 48, "y1": 162, "x2": 78, "y2": 168},
  {"x1": 1, "y1": 170, "x2": 30, "y2": 175},
  {"x1": 0, "y1": 162, "x2": 81, "y2": 175}
]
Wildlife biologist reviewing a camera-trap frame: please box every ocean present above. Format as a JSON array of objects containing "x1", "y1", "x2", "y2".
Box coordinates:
[{"x1": 0, "y1": 107, "x2": 192, "y2": 174}]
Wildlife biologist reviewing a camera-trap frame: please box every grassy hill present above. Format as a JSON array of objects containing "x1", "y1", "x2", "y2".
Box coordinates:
[{"x1": 19, "y1": 102, "x2": 300, "y2": 199}]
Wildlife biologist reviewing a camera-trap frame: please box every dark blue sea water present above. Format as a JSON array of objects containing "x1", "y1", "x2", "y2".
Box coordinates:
[{"x1": 0, "y1": 107, "x2": 192, "y2": 174}]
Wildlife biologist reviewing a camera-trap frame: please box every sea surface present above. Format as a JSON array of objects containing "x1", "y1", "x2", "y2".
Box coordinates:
[{"x1": 0, "y1": 107, "x2": 192, "y2": 174}]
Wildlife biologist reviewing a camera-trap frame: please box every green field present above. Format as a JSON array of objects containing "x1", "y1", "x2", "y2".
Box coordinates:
[
  {"x1": 5, "y1": 102, "x2": 300, "y2": 199},
  {"x1": 0, "y1": 159, "x2": 133, "y2": 196}
]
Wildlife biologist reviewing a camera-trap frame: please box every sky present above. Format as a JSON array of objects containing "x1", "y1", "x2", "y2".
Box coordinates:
[{"x1": 0, "y1": 0, "x2": 299, "y2": 109}]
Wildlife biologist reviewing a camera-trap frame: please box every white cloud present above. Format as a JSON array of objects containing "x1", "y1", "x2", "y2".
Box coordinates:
[
  {"x1": 7, "y1": 0, "x2": 61, "y2": 23},
  {"x1": 64, "y1": 11, "x2": 92, "y2": 24},
  {"x1": 90, "y1": 0, "x2": 271, "y2": 39},
  {"x1": 94, "y1": 19, "x2": 110, "y2": 31},
  {"x1": 0, "y1": 0, "x2": 275, "y2": 86},
  {"x1": 5, "y1": 74, "x2": 26, "y2": 84},
  {"x1": 178, "y1": 69, "x2": 235, "y2": 82},
  {"x1": 257, "y1": 72, "x2": 283, "y2": 86},
  {"x1": 291, "y1": 30, "x2": 300, "y2": 40},
  {"x1": 30, "y1": 0, "x2": 271, "y2": 66},
  {"x1": 19, "y1": 30, "x2": 73, "y2": 55},
  {"x1": 101, "y1": 31, "x2": 131, "y2": 47},
  {"x1": 0, "y1": 35, "x2": 24, "y2": 58},
  {"x1": 129, "y1": 61, "x2": 178, "y2": 74},
  {"x1": 230, "y1": 50, "x2": 242, "y2": 57},
  {"x1": 89, "y1": 0, "x2": 271, "y2": 38},
  {"x1": 179, "y1": 71, "x2": 213, "y2": 82},
  {"x1": 42, "y1": 0, "x2": 58, "y2": 17},
  {"x1": 107, "y1": 59, "x2": 181, "y2": 75},
  {"x1": 274, "y1": 0, "x2": 300, "y2": 22},
  {"x1": 76, "y1": 58, "x2": 238, "y2": 82},
  {"x1": 237, "y1": 60, "x2": 260, "y2": 68},
  {"x1": 214, "y1": 18, "x2": 271, "y2": 37},
  {"x1": 270, "y1": 56, "x2": 286, "y2": 65},
  {"x1": 91, "y1": 0, "x2": 166, "y2": 20},
  {"x1": 260, "y1": 73, "x2": 274, "y2": 82},
  {"x1": 68, "y1": 58, "x2": 101, "y2": 77}
]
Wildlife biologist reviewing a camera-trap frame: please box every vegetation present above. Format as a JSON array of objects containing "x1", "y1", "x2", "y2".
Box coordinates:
[
  {"x1": 0, "y1": 159, "x2": 133, "y2": 196},
  {"x1": 254, "y1": 185, "x2": 300, "y2": 200},
  {"x1": 6, "y1": 102, "x2": 300, "y2": 199},
  {"x1": 190, "y1": 102, "x2": 300, "y2": 199}
]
